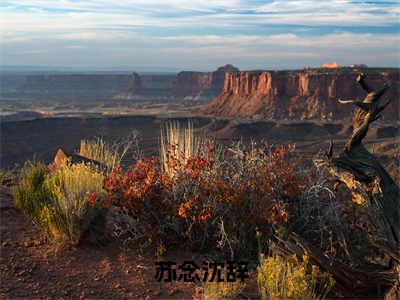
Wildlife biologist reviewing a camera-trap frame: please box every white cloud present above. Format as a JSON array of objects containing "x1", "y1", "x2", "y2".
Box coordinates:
[
  {"x1": 160, "y1": 32, "x2": 400, "y2": 50},
  {"x1": 1, "y1": 0, "x2": 399, "y2": 37},
  {"x1": 1, "y1": 0, "x2": 399, "y2": 69},
  {"x1": 64, "y1": 45, "x2": 88, "y2": 49},
  {"x1": 2, "y1": 31, "x2": 399, "y2": 69}
]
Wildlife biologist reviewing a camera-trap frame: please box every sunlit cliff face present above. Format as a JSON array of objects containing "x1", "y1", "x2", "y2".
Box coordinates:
[{"x1": 202, "y1": 70, "x2": 399, "y2": 121}]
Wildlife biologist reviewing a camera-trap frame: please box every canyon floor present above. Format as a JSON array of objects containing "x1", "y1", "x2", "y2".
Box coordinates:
[{"x1": 2, "y1": 111, "x2": 399, "y2": 182}]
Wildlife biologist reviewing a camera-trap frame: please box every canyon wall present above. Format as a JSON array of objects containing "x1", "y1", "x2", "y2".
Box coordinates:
[
  {"x1": 174, "y1": 72, "x2": 213, "y2": 98},
  {"x1": 201, "y1": 69, "x2": 400, "y2": 121},
  {"x1": 114, "y1": 71, "x2": 221, "y2": 101},
  {"x1": 1, "y1": 67, "x2": 232, "y2": 101},
  {"x1": 113, "y1": 73, "x2": 177, "y2": 100},
  {"x1": 173, "y1": 65, "x2": 239, "y2": 100}
]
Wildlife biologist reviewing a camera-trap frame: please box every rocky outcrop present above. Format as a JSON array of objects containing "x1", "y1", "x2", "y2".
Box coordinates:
[
  {"x1": 174, "y1": 72, "x2": 213, "y2": 98},
  {"x1": 51, "y1": 148, "x2": 106, "y2": 170},
  {"x1": 200, "y1": 69, "x2": 400, "y2": 121},
  {"x1": 174, "y1": 65, "x2": 240, "y2": 100},
  {"x1": 113, "y1": 73, "x2": 142, "y2": 100},
  {"x1": 117, "y1": 70, "x2": 224, "y2": 101},
  {"x1": 111, "y1": 72, "x2": 175, "y2": 100}
]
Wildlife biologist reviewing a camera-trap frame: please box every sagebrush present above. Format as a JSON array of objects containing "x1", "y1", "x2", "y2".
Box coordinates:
[{"x1": 14, "y1": 161, "x2": 107, "y2": 244}]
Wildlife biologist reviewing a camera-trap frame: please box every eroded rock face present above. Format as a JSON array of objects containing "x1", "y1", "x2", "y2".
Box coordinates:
[
  {"x1": 174, "y1": 66, "x2": 239, "y2": 99},
  {"x1": 201, "y1": 69, "x2": 400, "y2": 121},
  {"x1": 174, "y1": 72, "x2": 214, "y2": 97}
]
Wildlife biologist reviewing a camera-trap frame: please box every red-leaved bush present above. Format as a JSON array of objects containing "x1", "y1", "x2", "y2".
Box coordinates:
[{"x1": 90, "y1": 141, "x2": 309, "y2": 258}]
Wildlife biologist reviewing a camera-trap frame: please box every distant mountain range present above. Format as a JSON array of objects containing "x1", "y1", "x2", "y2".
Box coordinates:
[{"x1": 0, "y1": 65, "x2": 239, "y2": 101}]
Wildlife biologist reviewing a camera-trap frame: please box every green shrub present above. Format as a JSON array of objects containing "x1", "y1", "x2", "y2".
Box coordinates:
[
  {"x1": 44, "y1": 163, "x2": 106, "y2": 244},
  {"x1": 13, "y1": 161, "x2": 106, "y2": 245},
  {"x1": 257, "y1": 254, "x2": 334, "y2": 300},
  {"x1": 13, "y1": 162, "x2": 53, "y2": 231}
]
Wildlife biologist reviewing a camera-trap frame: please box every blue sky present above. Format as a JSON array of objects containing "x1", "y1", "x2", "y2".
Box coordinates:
[{"x1": 1, "y1": 0, "x2": 399, "y2": 71}]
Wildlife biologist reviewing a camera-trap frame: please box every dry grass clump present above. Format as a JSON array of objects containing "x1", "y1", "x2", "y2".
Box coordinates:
[
  {"x1": 257, "y1": 254, "x2": 334, "y2": 300},
  {"x1": 79, "y1": 138, "x2": 117, "y2": 168},
  {"x1": 79, "y1": 134, "x2": 141, "y2": 169},
  {"x1": 160, "y1": 121, "x2": 205, "y2": 178},
  {"x1": 195, "y1": 280, "x2": 246, "y2": 300}
]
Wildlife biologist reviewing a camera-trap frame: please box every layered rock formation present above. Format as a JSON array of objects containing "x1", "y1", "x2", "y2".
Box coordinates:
[
  {"x1": 201, "y1": 69, "x2": 399, "y2": 121},
  {"x1": 115, "y1": 65, "x2": 239, "y2": 101},
  {"x1": 174, "y1": 72, "x2": 214, "y2": 99},
  {"x1": 173, "y1": 64, "x2": 240, "y2": 100},
  {"x1": 1, "y1": 65, "x2": 239, "y2": 101},
  {"x1": 113, "y1": 73, "x2": 177, "y2": 100}
]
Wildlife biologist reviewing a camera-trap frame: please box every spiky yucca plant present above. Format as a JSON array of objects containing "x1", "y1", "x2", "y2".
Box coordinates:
[{"x1": 160, "y1": 121, "x2": 203, "y2": 178}]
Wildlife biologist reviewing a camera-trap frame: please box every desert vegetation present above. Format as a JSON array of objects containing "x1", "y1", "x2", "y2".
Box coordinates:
[
  {"x1": 9, "y1": 117, "x2": 399, "y2": 298},
  {"x1": 257, "y1": 254, "x2": 334, "y2": 300},
  {"x1": 14, "y1": 161, "x2": 107, "y2": 245}
]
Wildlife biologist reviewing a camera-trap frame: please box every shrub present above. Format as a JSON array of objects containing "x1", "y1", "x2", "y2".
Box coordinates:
[
  {"x1": 13, "y1": 161, "x2": 106, "y2": 245},
  {"x1": 13, "y1": 162, "x2": 53, "y2": 230},
  {"x1": 102, "y1": 132, "x2": 308, "y2": 259},
  {"x1": 102, "y1": 157, "x2": 173, "y2": 244},
  {"x1": 210, "y1": 142, "x2": 307, "y2": 258},
  {"x1": 257, "y1": 254, "x2": 334, "y2": 300},
  {"x1": 45, "y1": 163, "x2": 106, "y2": 244}
]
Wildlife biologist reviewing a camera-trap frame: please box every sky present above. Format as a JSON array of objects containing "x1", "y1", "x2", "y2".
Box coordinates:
[{"x1": 1, "y1": 0, "x2": 399, "y2": 71}]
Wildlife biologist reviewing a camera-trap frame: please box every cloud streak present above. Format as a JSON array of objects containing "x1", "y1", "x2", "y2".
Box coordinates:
[{"x1": 1, "y1": 0, "x2": 399, "y2": 70}]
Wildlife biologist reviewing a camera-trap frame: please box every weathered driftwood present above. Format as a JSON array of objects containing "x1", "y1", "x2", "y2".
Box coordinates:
[
  {"x1": 328, "y1": 74, "x2": 399, "y2": 298},
  {"x1": 273, "y1": 74, "x2": 399, "y2": 298},
  {"x1": 330, "y1": 74, "x2": 398, "y2": 250}
]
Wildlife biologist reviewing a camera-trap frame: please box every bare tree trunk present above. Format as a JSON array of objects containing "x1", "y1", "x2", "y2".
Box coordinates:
[
  {"x1": 273, "y1": 74, "x2": 399, "y2": 298},
  {"x1": 330, "y1": 74, "x2": 399, "y2": 252}
]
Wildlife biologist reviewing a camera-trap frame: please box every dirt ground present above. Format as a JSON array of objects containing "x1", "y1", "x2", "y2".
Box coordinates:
[
  {"x1": 0, "y1": 185, "x2": 259, "y2": 299},
  {"x1": 0, "y1": 184, "x2": 193, "y2": 299}
]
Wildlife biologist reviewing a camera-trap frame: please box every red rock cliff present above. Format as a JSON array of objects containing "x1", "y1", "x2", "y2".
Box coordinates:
[{"x1": 201, "y1": 69, "x2": 399, "y2": 121}]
